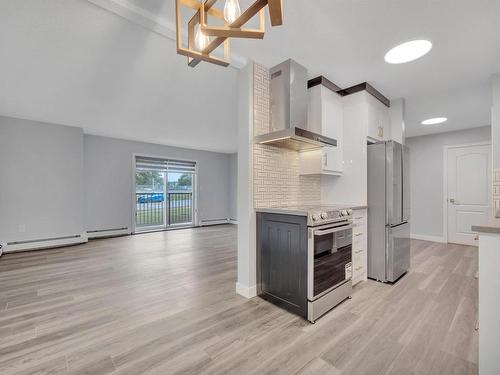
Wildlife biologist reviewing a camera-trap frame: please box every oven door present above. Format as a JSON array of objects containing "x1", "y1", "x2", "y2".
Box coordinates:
[{"x1": 308, "y1": 223, "x2": 353, "y2": 301}]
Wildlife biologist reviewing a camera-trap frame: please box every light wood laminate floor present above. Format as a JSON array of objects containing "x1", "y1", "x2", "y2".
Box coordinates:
[{"x1": 0, "y1": 225, "x2": 478, "y2": 374}]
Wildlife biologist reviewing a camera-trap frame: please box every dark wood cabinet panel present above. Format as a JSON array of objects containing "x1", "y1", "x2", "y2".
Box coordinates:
[{"x1": 258, "y1": 213, "x2": 308, "y2": 317}]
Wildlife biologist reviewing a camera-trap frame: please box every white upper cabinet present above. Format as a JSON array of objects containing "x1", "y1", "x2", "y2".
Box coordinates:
[
  {"x1": 320, "y1": 84, "x2": 391, "y2": 206},
  {"x1": 300, "y1": 85, "x2": 343, "y2": 175},
  {"x1": 342, "y1": 90, "x2": 390, "y2": 142},
  {"x1": 366, "y1": 93, "x2": 390, "y2": 141}
]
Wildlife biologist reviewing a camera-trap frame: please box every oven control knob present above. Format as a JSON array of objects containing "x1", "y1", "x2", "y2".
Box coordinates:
[
  {"x1": 320, "y1": 212, "x2": 328, "y2": 220},
  {"x1": 347, "y1": 209, "x2": 353, "y2": 216},
  {"x1": 341, "y1": 210, "x2": 348, "y2": 217},
  {"x1": 312, "y1": 214, "x2": 319, "y2": 221}
]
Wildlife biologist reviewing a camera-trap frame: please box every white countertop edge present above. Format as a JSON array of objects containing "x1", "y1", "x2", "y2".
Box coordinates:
[
  {"x1": 472, "y1": 224, "x2": 500, "y2": 234},
  {"x1": 255, "y1": 208, "x2": 308, "y2": 216}
]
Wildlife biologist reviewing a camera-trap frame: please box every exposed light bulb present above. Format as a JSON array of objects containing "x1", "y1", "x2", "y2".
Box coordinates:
[
  {"x1": 224, "y1": 0, "x2": 241, "y2": 24},
  {"x1": 195, "y1": 25, "x2": 210, "y2": 51}
]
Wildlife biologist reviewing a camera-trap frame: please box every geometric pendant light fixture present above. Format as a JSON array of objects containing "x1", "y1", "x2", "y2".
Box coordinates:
[{"x1": 175, "y1": 0, "x2": 283, "y2": 67}]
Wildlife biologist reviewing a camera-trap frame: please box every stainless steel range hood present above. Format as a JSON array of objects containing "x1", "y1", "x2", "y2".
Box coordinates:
[{"x1": 254, "y1": 59, "x2": 337, "y2": 151}]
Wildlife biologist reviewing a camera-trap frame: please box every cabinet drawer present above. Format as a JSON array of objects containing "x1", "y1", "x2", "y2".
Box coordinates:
[
  {"x1": 353, "y1": 234, "x2": 366, "y2": 247},
  {"x1": 353, "y1": 249, "x2": 365, "y2": 267},
  {"x1": 353, "y1": 231, "x2": 365, "y2": 239},
  {"x1": 353, "y1": 247, "x2": 366, "y2": 257},
  {"x1": 353, "y1": 263, "x2": 366, "y2": 278},
  {"x1": 353, "y1": 221, "x2": 366, "y2": 231},
  {"x1": 353, "y1": 273, "x2": 366, "y2": 286},
  {"x1": 353, "y1": 214, "x2": 366, "y2": 221},
  {"x1": 352, "y1": 211, "x2": 367, "y2": 228}
]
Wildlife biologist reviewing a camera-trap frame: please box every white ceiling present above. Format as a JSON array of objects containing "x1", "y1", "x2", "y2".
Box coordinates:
[
  {"x1": 0, "y1": 0, "x2": 239, "y2": 153},
  {"x1": 1, "y1": 1, "x2": 499, "y2": 153}
]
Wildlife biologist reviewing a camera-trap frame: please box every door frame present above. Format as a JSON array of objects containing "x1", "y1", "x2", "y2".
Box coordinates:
[
  {"x1": 131, "y1": 153, "x2": 199, "y2": 234},
  {"x1": 442, "y1": 141, "x2": 491, "y2": 243}
]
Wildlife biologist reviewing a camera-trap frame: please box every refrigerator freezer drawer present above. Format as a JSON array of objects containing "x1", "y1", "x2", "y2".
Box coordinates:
[{"x1": 386, "y1": 222, "x2": 411, "y2": 282}]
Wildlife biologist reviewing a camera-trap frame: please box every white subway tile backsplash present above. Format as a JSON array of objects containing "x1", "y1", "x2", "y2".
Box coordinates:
[{"x1": 253, "y1": 63, "x2": 320, "y2": 209}]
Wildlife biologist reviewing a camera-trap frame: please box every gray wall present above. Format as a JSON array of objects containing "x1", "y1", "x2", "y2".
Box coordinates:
[
  {"x1": 84, "y1": 135, "x2": 235, "y2": 232},
  {"x1": 0, "y1": 116, "x2": 84, "y2": 242},
  {"x1": 228, "y1": 153, "x2": 238, "y2": 221},
  {"x1": 0, "y1": 115, "x2": 237, "y2": 248},
  {"x1": 406, "y1": 126, "x2": 491, "y2": 239}
]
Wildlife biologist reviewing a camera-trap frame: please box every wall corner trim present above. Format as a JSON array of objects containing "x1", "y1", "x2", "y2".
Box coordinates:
[{"x1": 236, "y1": 282, "x2": 257, "y2": 298}]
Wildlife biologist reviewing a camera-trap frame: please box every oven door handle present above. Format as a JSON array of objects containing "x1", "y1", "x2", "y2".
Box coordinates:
[{"x1": 313, "y1": 224, "x2": 353, "y2": 236}]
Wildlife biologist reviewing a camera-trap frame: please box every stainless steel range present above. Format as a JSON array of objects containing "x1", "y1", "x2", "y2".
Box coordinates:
[{"x1": 256, "y1": 205, "x2": 354, "y2": 323}]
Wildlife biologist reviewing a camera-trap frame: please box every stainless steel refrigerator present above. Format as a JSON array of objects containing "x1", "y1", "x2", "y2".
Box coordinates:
[{"x1": 367, "y1": 141, "x2": 411, "y2": 282}]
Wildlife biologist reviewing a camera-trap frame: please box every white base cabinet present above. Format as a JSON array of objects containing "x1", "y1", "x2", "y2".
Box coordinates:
[
  {"x1": 352, "y1": 208, "x2": 368, "y2": 285},
  {"x1": 478, "y1": 231, "x2": 500, "y2": 374}
]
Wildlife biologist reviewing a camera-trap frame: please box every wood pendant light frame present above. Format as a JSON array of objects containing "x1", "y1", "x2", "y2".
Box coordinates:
[
  {"x1": 176, "y1": 0, "x2": 230, "y2": 67},
  {"x1": 200, "y1": 0, "x2": 266, "y2": 40},
  {"x1": 175, "y1": 0, "x2": 283, "y2": 67}
]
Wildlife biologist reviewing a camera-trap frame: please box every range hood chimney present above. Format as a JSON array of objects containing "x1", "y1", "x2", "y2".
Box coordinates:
[{"x1": 254, "y1": 59, "x2": 337, "y2": 151}]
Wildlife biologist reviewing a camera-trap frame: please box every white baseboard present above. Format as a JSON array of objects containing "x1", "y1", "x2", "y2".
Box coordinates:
[
  {"x1": 199, "y1": 219, "x2": 230, "y2": 226},
  {"x1": 4, "y1": 233, "x2": 88, "y2": 253},
  {"x1": 411, "y1": 233, "x2": 446, "y2": 243},
  {"x1": 236, "y1": 282, "x2": 257, "y2": 298},
  {"x1": 87, "y1": 227, "x2": 130, "y2": 239}
]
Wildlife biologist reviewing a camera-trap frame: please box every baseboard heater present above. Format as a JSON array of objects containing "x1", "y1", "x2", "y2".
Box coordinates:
[
  {"x1": 4, "y1": 234, "x2": 88, "y2": 253},
  {"x1": 87, "y1": 227, "x2": 130, "y2": 239},
  {"x1": 199, "y1": 218, "x2": 231, "y2": 226}
]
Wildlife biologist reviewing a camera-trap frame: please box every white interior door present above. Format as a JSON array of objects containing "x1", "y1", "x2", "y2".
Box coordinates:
[{"x1": 447, "y1": 144, "x2": 491, "y2": 245}]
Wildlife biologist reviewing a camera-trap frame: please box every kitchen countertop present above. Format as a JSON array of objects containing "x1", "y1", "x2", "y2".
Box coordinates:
[
  {"x1": 255, "y1": 204, "x2": 368, "y2": 217},
  {"x1": 472, "y1": 221, "x2": 500, "y2": 234}
]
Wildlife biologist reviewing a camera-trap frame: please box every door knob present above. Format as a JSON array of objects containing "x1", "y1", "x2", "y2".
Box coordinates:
[{"x1": 449, "y1": 198, "x2": 459, "y2": 204}]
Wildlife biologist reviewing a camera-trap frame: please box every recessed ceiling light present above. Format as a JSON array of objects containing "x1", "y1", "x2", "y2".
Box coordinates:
[
  {"x1": 421, "y1": 117, "x2": 447, "y2": 125},
  {"x1": 384, "y1": 40, "x2": 432, "y2": 64}
]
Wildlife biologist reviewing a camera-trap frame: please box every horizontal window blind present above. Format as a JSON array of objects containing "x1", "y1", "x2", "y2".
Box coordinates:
[{"x1": 135, "y1": 156, "x2": 196, "y2": 173}]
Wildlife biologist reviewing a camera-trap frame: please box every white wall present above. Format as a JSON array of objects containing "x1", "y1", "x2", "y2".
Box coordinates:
[
  {"x1": 0, "y1": 116, "x2": 85, "y2": 245},
  {"x1": 236, "y1": 62, "x2": 256, "y2": 298},
  {"x1": 0, "y1": 115, "x2": 237, "y2": 251},
  {"x1": 406, "y1": 126, "x2": 491, "y2": 240},
  {"x1": 389, "y1": 98, "x2": 405, "y2": 144},
  {"x1": 228, "y1": 153, "x2": 238, "y2": 221},
  {"x1": 492, "y1": 74, "x2": 500, "y2": 171},
  {"x1": 492, "y1": 74, "x2": 500, "y2": 219},
  {"x1": 84, "y1": 134, "x2": 235, "y2": 232}
]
